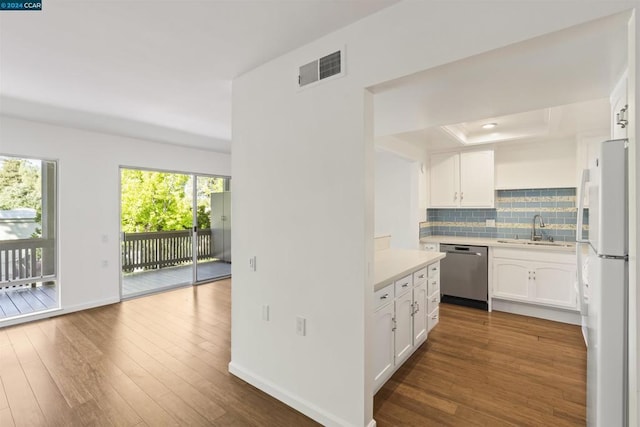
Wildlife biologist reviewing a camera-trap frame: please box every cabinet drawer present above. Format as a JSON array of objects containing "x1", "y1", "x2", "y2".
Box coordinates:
[
  {"x1": 395, "y1": 274, "x2": 413, "y2": 296},
  {"x1": 428, "y1": 277, "x2": 440, "y2": 296},
  {"x1": 428, "y1": 307, "x2": 440, "y2": 332},
  {"x1": 427, "y1": 292, "x2": 440, "y2": 314},
  {"x1": 374, "y1": 283, "x2": 394, "y2": 310},
  {"x1": 427, "y1": 262, "x2": 440, "y2": 279},
  {"x1": 413, "y1": 268, "x2": 428, "y2": 287}
]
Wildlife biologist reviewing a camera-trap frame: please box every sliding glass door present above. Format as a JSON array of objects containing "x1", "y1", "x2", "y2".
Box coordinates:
[
  {"x1": 194, "y1": 176, "x2": 231, "y2": 283},
  {"x1": 121, "y1": 168, "x2": 231, "y2": 298},
  {"x1": 120, "y1": 169, "x2": 194, "y2": 297}
]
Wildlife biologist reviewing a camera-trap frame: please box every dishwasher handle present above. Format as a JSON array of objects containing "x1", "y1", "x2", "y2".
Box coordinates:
[
  {"x1": 446, "y1": 250, "x2": 483, "y2": 256},
  {"x1": 445, "y1": 246, "x2": 483, "y2": 256}
]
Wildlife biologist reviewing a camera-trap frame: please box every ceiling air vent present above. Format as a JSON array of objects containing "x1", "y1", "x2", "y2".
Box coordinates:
[{"x1": 298, "y1": 49, "x2": 343, "y2": 88}]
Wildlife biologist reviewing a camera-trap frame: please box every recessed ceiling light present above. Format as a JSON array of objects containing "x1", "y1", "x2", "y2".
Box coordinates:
[{"x1": 482, "y1": 123, "x2": 498, "y2": 129}]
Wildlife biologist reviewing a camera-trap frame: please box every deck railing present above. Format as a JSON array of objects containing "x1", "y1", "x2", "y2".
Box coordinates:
[
  {"x1": 0, "y1": 238, "x2": 55, "y2": 287},
  {"x1": 121, "y1": 229, "x2": 213, "y2": 272}
]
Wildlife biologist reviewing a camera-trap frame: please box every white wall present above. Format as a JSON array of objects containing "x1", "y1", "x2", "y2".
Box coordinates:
[
  {"x1": 0, "y1": 116, "x2": 231, "y2": 325},
  {"x1": 374, "y1": 150, "x2": 419, "y2": 249},
  {"x1": 231, "y1": 2, "x2": 635, "y2": 426},
  {"x1": 494, "y1": 138, "x2": 577, "y2": 189}
]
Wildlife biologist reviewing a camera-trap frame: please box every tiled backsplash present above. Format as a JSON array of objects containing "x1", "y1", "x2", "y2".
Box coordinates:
[{"x1": 420, "y1": 188, "x2": 588, "y2": 242}]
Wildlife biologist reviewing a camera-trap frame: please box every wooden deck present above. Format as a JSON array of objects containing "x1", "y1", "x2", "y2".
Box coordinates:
[
  {"x1": 0, "y1": 284, "x2": 57, "y2": 319},
  {"x1": 122, "y1": 260, "x2": 231, "y2": 297}
]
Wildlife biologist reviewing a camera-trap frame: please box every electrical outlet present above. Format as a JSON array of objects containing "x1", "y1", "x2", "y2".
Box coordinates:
[
  {"x1": 296, "y1": 317, "x2": 306, "y2": 336},
  {"x1": 486, "y1": 219, "x2": 496, "y2": 227},
  {"x1": 262, "y1": 304, "x2": 270, "y2": 321},
  {"x1": 249, "y1": 256, "x2": 257, "y2": 271}
]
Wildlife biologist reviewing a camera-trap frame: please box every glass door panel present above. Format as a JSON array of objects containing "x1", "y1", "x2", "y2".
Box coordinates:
[
  {"x1": 195, "y1": 176, "x2": 231, "y2": 283},
  {"x1": 120, "y1": 169, "x2": 193, "y2": 298}
]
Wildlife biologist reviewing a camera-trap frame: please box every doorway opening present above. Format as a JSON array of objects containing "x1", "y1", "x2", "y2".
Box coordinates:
[{"x1": 120, "y1": 168, "x2": 231, "y2": 298}]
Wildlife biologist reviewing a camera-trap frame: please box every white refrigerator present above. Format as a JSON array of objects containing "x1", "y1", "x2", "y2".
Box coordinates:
[{"x1": 577, "y1": 138, "x2": 628, "y2": 426}]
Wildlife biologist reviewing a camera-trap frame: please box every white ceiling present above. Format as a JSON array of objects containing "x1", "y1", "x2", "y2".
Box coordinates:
[
  {"x1": 0, "y1": 0, "x2": 398, "y2": 152},
  {"x1": 373, "y1": 11, "x2": 630, "y2": 153}
]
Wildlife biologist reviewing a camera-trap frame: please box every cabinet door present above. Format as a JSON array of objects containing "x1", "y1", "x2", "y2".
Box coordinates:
[
  {"x1": 493, "y1": 259, "x2": 530, "y2": 301},
  {"x1": 429, "y1": 152, "x2": 459, "y2": 207},
  {"x1": 428, "y1": 307, "x2": 439, "y2": 332},
  {"x1": 460, "y1": 150, "x2": 494, "y2": 207},
  {"x1": 413, "y1": 283, "x2": 428, "y2": 345},
  {"x1": 373, "y1": 302, "x2": 395, "y2": 391},
  {"x1": 611, "y1": 74, "x2": 627, "y2": 140},
  {"x1": 531, "y1": 262, "x2": 577, "y2": 309},
  {"x1": 394, "y1": 291, "x2": 414, "y2": 363}
]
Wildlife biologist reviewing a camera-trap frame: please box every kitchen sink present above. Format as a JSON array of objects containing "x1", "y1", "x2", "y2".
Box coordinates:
[{"x1": 496, "y1": 239, "x2": 574, "y2": 248}]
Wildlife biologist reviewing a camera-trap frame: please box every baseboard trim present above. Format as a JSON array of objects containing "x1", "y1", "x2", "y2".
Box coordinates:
[
  {"x1": 492, "y1": 299, "x2": 581, "y2": 325},
  {"x1": 228, "y1": 361, "x2": 357, "y2": 427}
]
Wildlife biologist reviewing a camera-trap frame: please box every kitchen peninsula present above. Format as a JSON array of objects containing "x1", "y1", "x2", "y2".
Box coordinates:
[{"x1": 373, "y1": 245, "x2": 446, "y2": 392}]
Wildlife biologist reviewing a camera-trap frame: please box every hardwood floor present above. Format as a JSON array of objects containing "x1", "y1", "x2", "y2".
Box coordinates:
[
  {"x1": 0, "y1": 279, "x2": 316, "y2": 427},
  {"x1": 374, "y1": 303, "x2": 586, "y2": 426},
  {"x1": 0, "y1": 281, "x2": 585, "y2": 426}
]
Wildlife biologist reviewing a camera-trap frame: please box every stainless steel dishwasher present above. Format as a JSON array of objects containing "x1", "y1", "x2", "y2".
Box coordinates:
[{"x1": 439, "y1": 244, "x2": 488, "y2": 310}]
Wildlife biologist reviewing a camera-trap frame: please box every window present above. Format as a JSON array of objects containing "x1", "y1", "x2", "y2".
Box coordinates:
[{"x1": 0, "y1": 155, "x2": 58, "y2": 320}]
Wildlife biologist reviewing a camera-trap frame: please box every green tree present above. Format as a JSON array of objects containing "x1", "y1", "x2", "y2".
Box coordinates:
[
  {"x1": 0, "y1": 158, "x2": 42, "y2": 223},
  {"x1": 121, "y1": 170, "x2": 193, "y2": 232},
  {"x1": 121, "y1": 170, "x2": 226, "y2": 233}
]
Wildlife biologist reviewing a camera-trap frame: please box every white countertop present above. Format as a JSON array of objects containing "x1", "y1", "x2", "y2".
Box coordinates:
[
  {"x1": 374, "y1": 249, "x2": 445, "y2": 291},
  {"x1": 420, "y1": 235, "x2": 576, "y2": 252}
]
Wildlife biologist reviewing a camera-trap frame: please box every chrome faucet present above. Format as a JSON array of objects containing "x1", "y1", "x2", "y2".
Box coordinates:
[{"x1": 531, "y1": 214, "x2": 545, "y2": 241}]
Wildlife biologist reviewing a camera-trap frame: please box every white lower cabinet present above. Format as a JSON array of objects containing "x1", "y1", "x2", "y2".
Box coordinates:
[
  {"x1": 492, "y1": 248, "x2": 577, "y2": 310},
  {"x1": 373, "y1": 301, "x2": 395, "y2": 391},
  {"x1": 531, "y1": 262, "x2": 577, "y2": 308},
  {"x1": 373, "y1": 260, "x2": 440, "y2": 392},
  {"x1": 493, "y1": 260, "x2": 531, "y2": 300},
  {"x1": 427, "y1": 261, "x2": 440, "y2": 333},
  {"x1": 428, "y1": 307, "x2": 440, "y2": 332},
  {"x1": 412, "y1": 282, "x2": 428, "y2": 344},
  {"x1": 394, "y1": 288, "x2": 414, "y2": 362}
]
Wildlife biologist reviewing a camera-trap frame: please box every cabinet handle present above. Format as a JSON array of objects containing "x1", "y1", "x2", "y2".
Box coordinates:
[
  {"x1": 402, "y1": 283, "x2": 409, "y2": 288},
  {"x1": 392, "y1": 317, "x2": 396, "y2": 332},
  {"x1": 380, "y1": 293, "x2": 389, "y2": 300},
  {"x1": 454, "y1": 191, "x2": 457, "y2": 201},
  {"x1": 460, "y1": 192, "x2": 464, "y2": 200},
  {"x1": 415, "y1": 302, "x2": 419, "y2": 314},
  {"x1": 418, "y1": 274, "x2": 425, "y2": 279},
  {"x1": 432, "y1": 297, "x2": 437, "y2": 303}
]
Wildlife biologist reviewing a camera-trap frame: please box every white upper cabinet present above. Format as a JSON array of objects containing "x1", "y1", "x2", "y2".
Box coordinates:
[
  {"x1": 459, "y1": 150, "x2": 495, "y2": 207},
  {"x1": 429, "y1": 150, "x2": 494, "y2": 208},
  {"x1": 429, "y1": 152, "x2": 459, "y2": 208},
  {"x1": 610, "y1": 71, "x2": 628, "y2": 140}
]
